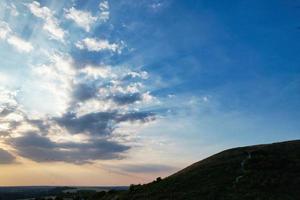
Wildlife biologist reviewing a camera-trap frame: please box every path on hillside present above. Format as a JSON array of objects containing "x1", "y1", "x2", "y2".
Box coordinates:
[{"x1": 235, "y1": 151, "x2": 252, "y2": 184}]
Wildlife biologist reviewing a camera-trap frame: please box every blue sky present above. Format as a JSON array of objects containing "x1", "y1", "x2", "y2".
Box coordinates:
[{"x1": 0, "y1": 0, "x2": 299, "y2": 185}]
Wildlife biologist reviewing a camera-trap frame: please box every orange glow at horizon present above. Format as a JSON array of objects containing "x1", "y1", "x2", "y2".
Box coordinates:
[{"x1": 0, "y1": 159, "x2": 175, "y2": 186}]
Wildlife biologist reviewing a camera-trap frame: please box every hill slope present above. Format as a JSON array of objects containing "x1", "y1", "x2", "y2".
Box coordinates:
[{"x1": 125, "y1": 140, "x2": 300, "y2": 200}]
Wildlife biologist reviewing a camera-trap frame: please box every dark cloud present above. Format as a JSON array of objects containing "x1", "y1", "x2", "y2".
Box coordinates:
[
  {"x1": 73, "y1": 81, "x2": 143, "y2": 106},
  {"x1": 114, "y1": 164, "x2": 178, "y2": 174},
  {"x1": 56, "y1": 111, "x2": 155, "y2": 135},
  {"x1": 111, "y1": 93, "x2": 142, "y2": 105},
  {"x1": 1, "y1": 103, "x2": 155, "y2": 164},
  {"x1": 117, "y1": 111, "x2": 155, "y2": 123},
  {"x1": 27, "y1": 119, "x2": 50, "y2": 134},
  {"x1": 55, "y1": 112, "x2": 116, "y2": 135},
  {"x1": 10, "y1": 110, "x2": 155, "y2": 164},
  {"x1": 73, "y1": 82, "x2": 99, "y2": 101},
  {"x1": 13, "y1": 132, "x2": 55, "y2": 149},
  {"x1": 0, "y1": 148, "x2": 16, "y2": 164},
  {"x1": 10, "y1": 132, "x2": 129, "y2": 164}
]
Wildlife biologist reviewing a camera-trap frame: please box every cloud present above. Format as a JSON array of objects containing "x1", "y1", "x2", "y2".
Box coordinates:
[
  {"x1": 109, "y1": 163, "x2": 177, "y2": 174},
  {"x1": 43, "y1": 19, "x2": 65, "y2": 41},
  {"x1": 0, "y1": 93, "x2": 29, "y2": 136},
  {"x1": 0, "y1": 88, "x2": 18, "y2": 110},
  {"x1": 76, "y1": 38, "x2": 122, "y2": 53},
  {"x1": 7, "y1": 35, "x2": 33, "y2": 53},
  {"x1": 79, "y1": 65, "x2": 113, "y2": 79},
  {"x1": 27, "y1": 1, "x2": 52, "y2": 19},
  {"x1": 29, "y1": 53, "x2": 75, "y2": 116},
  {"x1": 150, "y1": 2, "x2": 163, "y2": 10},
  {"x1": 98, "y1": 0, "x2": 110, "y2": 22},
  {"x1": 72, "y1": 66, "x2": 153, "y2": 106},
  {"x1": 64, "y1": 1, "x2": 110, "y2": 32},
  {"x1": 0, "y1": 148, "x2": 15, "y2": 164},
  {"x1": 0, "y1": 90, "x2": 156, "y2": 164},
  {"x1": 0, "y1": 21, "x2": 33, "y2": 53},
  {"x1": 55, "y1": 111, "x2": 154, "y2": 136},
  {"x1": 55, "y1": 112, "x2": 115, "y2": 135},
  {"x1": 10, "y1": 132, "x2": 129, "y2": 164},
  {"x1": 0, "y1": 21, "x2": 11, "y2": 39},
  {"x1": 0, "y1": 54, "x2": 157, "y2": 163},
  {"x1": 111, "y1": 93, "x2": 142, "y2": 105},
  {"x1": 117, "y1": 112, "x2": 155, "y2": 123},
  {"x1": 65, "y1": 7, "x2": 97, "y2": 32},
  {"x1": 27, "y1": 1, "x2": 65, "y2": 41},
  {"x1": 99, "y1": 1, "x2": 109, "y2": 11},
  {"x1": 0, "y1": 1, "x2": 161, "y2": 167},
  {"x1": 0, "y1": 46, "x2": 157, "y2": 164},
  {"x1": 123, "y1": 71, "x2": 149, "y2": 81},
  {"x1": 73, "y1": 82, "x2": 99, "y2": 101}
]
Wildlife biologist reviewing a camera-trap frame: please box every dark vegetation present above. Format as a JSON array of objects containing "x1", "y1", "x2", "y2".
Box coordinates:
[
  {"x1": 0, "y1": 187, "x2": 127, "y2": 200},
  {"x1": 1, "y1": 140, "x2": 299, "y2": 199},
  {"x1": 0, "y1": 187, "x2": 70, "y2": 200}
]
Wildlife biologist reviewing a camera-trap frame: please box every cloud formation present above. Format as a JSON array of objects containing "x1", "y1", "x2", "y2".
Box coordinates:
[
  {"x1": 107, "y1": 163, "x2": 177, "y2": 174},
  {"x1": 0, "y1": 21, "x2": 11, "y2": 39},
  {"x1": 111, "y1": 93, "x2": 142, "y2": 105},
  {"x1": 65, "y1": 7, "x2": 97, "y2": 32},
  {"x1": 7, "y1": 35, "x2": 33, "y2": 53},
  {"x1": 0, "y1": 0, "x2": 160, "y2": 166},
  {"x1": 98, "y1": 0, "x2": 110, "y2": 22},
  {"x1": 27, "y1": 1, "x2": 65, "y2": 41},
  {"x1": 0, "y1": 21, "x2": 33, "y2": 52},
  {"x1": 0, "y1": 57, "x2": 156, "y2": 164},
  {"x1": 9, "y1": 132, "x2": 129, "y2": 164},
  {"x1": 56, "y1": 111, "x2": 154, "y2": 136},
  {"x1": 76, "y1": 38, "x2": 122, "y2": 53}
]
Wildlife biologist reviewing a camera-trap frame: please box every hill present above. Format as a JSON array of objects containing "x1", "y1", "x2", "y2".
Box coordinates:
[{"x1": 124, "y1": 140, "x2": 300, "y2": 200}]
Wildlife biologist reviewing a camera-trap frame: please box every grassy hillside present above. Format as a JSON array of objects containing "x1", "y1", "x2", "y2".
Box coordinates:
[{"x1": 124, "y1": 140, "x2": 300, "y2": 200}]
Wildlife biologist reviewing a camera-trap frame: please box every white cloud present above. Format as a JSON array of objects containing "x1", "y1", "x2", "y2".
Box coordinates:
[
  {"x1": 28, "y1": 53, "x2": 76, "y2": 116},
  {"x1": 127, "y1": 71, "x2": 149, "y2": 79},
  {"x1": 0, "y1": 21, "x2": 33, "y2": 53},
  {"x1": 98, "y1": 0, "x2": 110, "y2": 22},
  {"x1": 79, "y1": 65, "x2": 114, "y2": 79},
  {"x1": 27, "y1": 1, "x2": 65, "y2": 41},
  {"x1": 27, "y1": 1, "x2": 52, "y2": 19},
  {"x1": 141, "y1": 92, "x2": 155, "y2": 103},
  {"x1": 7, "y1": 35, "x2": 33, "y2": 53},
  {"x1": 76, "y1": 38, "x2": 122, "y2": 53},
  {"x1": 65, "y1": 7, "x2": 97, "y2": 32},
  {"x1": 64, "y1": 1, "x2": 110, "y2": 32},
  {"x1": 0, "y1": 21, "x2": 11, "y2": 40},
  {"x1": 99, "y1": 1, "x2": 109, "y2": 11},
  {"x1": 43, "y1": 18, "x2": 65, "y2": 41}
]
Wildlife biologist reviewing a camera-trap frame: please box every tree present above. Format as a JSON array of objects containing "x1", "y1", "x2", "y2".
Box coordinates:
[{"x1": 156, "y1": 177, "x2": 162, "y2": 182}]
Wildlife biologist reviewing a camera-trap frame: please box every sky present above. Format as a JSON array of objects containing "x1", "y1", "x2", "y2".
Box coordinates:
[{"x1": 0, "y1": 0, "x2": 299, "y2": 186}]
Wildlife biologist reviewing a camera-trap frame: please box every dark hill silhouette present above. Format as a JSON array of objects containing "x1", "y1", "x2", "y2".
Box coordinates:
[{"x1": 124, "y1": 140, "x2": 300, "y2": 200}]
